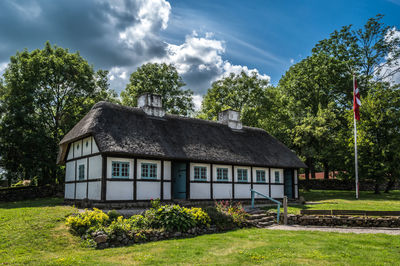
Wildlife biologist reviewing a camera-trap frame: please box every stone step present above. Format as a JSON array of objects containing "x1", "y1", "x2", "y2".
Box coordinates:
[
  {"x1": 255, "y1": 221, "x2": 275, "y2": 227},
  {"x1": 247, "y1": 214, "x2": 269, "y2": 220},
  {"x1": 251, "y1": 216, "x2": 275, "y2": 222}
]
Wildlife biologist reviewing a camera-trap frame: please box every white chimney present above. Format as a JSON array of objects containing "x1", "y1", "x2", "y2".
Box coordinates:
[
  {"x1": 137, "y1": 93, "x2": 165, "y2": 117},
  {"x1": 218, "y1": 109, "x2": 242, "y2": 130}
]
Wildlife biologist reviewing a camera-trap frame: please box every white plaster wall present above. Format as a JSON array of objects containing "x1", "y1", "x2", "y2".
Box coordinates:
[
  {"x1": 107, "y1": 157, "x2": 134, "y2": 179},
  {"x1": 234, "y1": 184, "x2": 251, "y2": 199},
  {"x1": 233, "y1": 166, "x2": 251, "y2": 182},
  {"x1": 271, "y1": 185, "x2": 284, "y2": 198},
  {"x1": 213, "y1": 164, "x2": 232, "y2": 181},
  {"x1": 253, "y1": 184, "x2": 270, "y2": 198},
  {"x1": 65, "y1": 183, "x2": 75, "y2": 199},
  {"x1": 190, "y1": 163, "x2": 211, "y2": 181},
  {"x1": 271, "y1": 168, "x2": 283, "y2": 183},
  {"x1": 76, "y1": 182, "x2": 87, "y2": 199},
  {"x1": 213, "y1": 184, "x2": 232, "y2": 199},
  {"x1": 137, "y1": 181, "x2": 161, "y2": 200},
  {"x1": 252, "y1": 167, "x2": 269, "y2": 183},
  {"x1": 92, "y1": 137, "x2": 100, "y2": 153},
  {"x1": 137, "y1": 159, "x2": 161, "y2": 179},
  {"x1": 82, "y1": 137, "x2": 92, "y2": 156},
  {"x1": 76, "y1": 158, "x2": 87, "y2": 180},
  {"x1": 190, "y1": 183, "x2": 210, "y2": 199},
  {"x1": 295, "y1": 185, "x2": 298, "y2": 198},
  {"x1": 88, "y1": 155, "x2": 102, "y2": 179},
  {"x1": 164, "y1": 161, "x2": 171, "y2": 180},
  {"x1": 65, "y1": 161, "x2": 76, "y2": 182},
  {"x1": 107, "y1": 181, "x2": 133, "y2": 200},
  {"x1": 88, "y1": 181, "x2": 101, "y2": 200},
  {"x1": 73, "y1": 139, "x2": 83, "y2": 158},
  {"x1": 163, "y1": 182, "x2": 171, "y2": 200},
  {"x1": 67, "y1": 145, "x2": 74, "y2": 160}
]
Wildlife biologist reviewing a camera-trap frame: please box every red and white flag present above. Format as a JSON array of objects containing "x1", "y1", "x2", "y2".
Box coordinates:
[{"x1": 353, "y1": 76, "x2": 361, "y2": 121}]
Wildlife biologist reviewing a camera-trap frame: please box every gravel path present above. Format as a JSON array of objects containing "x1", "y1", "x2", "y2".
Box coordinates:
[{"x1": 267, "y1": 225, "x2": 400, "y2": 235}]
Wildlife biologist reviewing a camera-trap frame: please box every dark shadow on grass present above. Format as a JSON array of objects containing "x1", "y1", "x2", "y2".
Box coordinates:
[{"x1": 0, "y1": 197, "x2": 65, "y2": 209}]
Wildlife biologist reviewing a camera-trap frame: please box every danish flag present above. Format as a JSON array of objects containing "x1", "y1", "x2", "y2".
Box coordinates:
[{"x1": 353, "y1": 76, "x2": 361, "y2": 121}]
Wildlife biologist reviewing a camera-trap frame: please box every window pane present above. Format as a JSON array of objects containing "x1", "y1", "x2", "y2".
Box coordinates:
[
  {"x1": 79, "y1": 165, "x2": 85, "y2": 180},
  {"x1": 275, "y1": 171, "x2": 280, "y2": 182}
]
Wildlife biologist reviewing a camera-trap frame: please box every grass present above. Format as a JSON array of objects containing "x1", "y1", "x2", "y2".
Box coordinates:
[
  {"x1": 2, "y1": 197, "x2": 400, "y2": 264},
  {"x1": 265, "y1": 190, "x2": 400, "y2": 214}
]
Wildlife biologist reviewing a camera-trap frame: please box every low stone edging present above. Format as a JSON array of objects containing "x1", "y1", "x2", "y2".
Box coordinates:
[
  {"x1": 284, "y1": 214, "x2": 400, "y2": 228},
  {"x1": 89, "y1": 225, "x2": 236, "y2": 249}
]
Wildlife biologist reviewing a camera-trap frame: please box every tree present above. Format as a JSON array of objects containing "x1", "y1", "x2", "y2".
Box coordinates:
[
  {"x1": 350, "y1": 83, "x2": 400, "y2": 194},
  {"x1": 278, "y1": 53, "x2": 349, "y2": 181},
  {"x1": 121, "y1": 63, "x2": 194, "y2": 116},
  {"x1": 0, "y1": 42, "x2": 117, "y2": 185},
  {"x1": 313, "y1": 14, "x2": 400, "y2": 87},
  {"x1": 199, "y1": 71, "x2": 273, "y2": 128}
]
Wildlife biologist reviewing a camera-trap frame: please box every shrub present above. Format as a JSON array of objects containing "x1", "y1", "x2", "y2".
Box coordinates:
[
  {"x1": 65, "y1": 208, "x2": 109, "y2": 235},
  {"x1": 106, "y1": 216, "x2": 132, "y2": 236},
  {"x1": 204, "y1": 206, "x2": 234, "y2": 230},
  {"x1": 214, "y1": 201, "x2": 248, "y2": 227},
  {"x1": 128, "y1": 214, "x2": 150, "y2": 229},
  {"x1": 145, "y1": 205, "x2": 199, "y2": 232},
  {"x1": 187, "y1": 207, "x2": 211, "y2": 227},
  {"x1": 107, "y1": 210, "x2": 122, "y2": 222}
]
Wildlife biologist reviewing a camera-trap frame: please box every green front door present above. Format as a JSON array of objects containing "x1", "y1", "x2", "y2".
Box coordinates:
[
  {"x1": 172, "y1": 162, "x2": 187, "y2": 199},
  {"x1": 284, "y1": 169, "x2": 293, "y2": 199}
]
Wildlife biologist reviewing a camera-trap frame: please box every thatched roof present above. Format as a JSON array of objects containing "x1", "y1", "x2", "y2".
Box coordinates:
[{"x1": 58, "y1": 101, "x2": 306, "y2": 168}]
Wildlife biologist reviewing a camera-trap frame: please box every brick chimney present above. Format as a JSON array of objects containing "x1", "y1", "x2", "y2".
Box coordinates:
[{"x1": 137, "y1": 93, "x2": 165, "y2": 117}]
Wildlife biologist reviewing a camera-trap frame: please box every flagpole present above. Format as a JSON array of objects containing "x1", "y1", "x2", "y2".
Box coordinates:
[{"x1": 353, "y1": 75, "x2": 359, "y2": 199}]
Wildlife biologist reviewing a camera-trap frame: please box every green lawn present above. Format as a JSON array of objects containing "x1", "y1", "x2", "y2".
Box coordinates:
[
  {"x1": 266, "y1": 190, "x2": 400, "y2": 214},
  {"x1": 2, "y1": 198, "x2": 400, "y2": 265}
]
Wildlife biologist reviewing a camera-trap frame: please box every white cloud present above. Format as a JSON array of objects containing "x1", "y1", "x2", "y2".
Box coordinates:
[
  {"x1": 0, "y1": 62, "x2": 7, "y2": 77},
  {"x1": 379, "y1": 28, "x2": 400, "y2": 84},
  {"x1": 290, "y1": 58, "x2": 295, "y2": 64},
  {"x1": 193, "y1": 94, "x2": 203, "y2": 111},
  {"x1": 103, "y1": 1, "x2": 271, "y2": 96}
]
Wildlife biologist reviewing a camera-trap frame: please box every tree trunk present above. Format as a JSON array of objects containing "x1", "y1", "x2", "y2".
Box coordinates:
[
  {"x1": 323, "y1": 161, "x2": 329, "y2": 179},
  {"x1": 374, "y1": 181, "x2": 380, "y2": 194},
  {"x1": 310, "y1": 159, "x2": 316, "y2": 179},
  {"x1": 384, "y1": 177, "x2": 395, "y2": 193},
  {"x1": 304, "y1": 158, "x2": 311, "y2": 191}
]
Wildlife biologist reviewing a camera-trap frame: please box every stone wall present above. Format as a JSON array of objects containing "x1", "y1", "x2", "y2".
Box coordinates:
[
  {"x1": 0, "y1": 185, "x2": 64, "y2": 202},
  {"x1": 284, "y1": 214, "x2": 400, "y2": 227},
  {"x1": 299, "y1": 179, "x2": 400, "y2": 191}
]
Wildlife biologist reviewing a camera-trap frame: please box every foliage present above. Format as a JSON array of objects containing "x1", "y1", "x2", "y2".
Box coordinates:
[
  {"x1": 214, "y1": 200, "x2": 248, "y2": 227},
  {"x1": 107, "y1": 210, "x2": 122, "y2": 222},
  {"x1": 105, "y1": 216, "x2": 132, "y2": 236},
  {"x1": 145, "y1": 204, "x2": 209, "y2": 232},
  {"x1": 128, "y1": 214, "x2": 150, "y2": 229},
  {"x1": 199, "y1": 71, "x2": 273, "y2": 127},
  {"x1": 204, "y1": 206, "x2": 234, "y2": 230},
  {"x1": 65, "y1": 208, "x2": 109, "y2": 235},
  {"x1": 0, "y1": 42, "x2": 117, "y2": 185},
  {"x1": 121, "y1": 63, "x2": 194, "y2": 116}
]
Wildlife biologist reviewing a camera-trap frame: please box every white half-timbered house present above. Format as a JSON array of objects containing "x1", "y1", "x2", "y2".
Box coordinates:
[{"x1": 57, "y1": 93, "x2": 306, "y2": 205}]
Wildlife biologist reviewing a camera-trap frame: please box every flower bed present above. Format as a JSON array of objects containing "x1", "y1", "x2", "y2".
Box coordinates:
[{"x1": 65, "y1": 200, "x2": 249, "y2": 249}]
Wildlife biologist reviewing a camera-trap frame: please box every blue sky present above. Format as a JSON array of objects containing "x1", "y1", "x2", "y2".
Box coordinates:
[{"x1": 0, "y1": 0, "x2": 399, "y2": 105}]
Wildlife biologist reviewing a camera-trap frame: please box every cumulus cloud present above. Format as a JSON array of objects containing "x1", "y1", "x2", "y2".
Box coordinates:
[
  {"x1": 0, "y1": 0, "x2": 271, "y2": 96},
  {"x1": 152, "y1": 32, "x2": 270, "y2": 94},
  {"x1": 379, "y1": 28, "x2": 400, "y2": 84}
]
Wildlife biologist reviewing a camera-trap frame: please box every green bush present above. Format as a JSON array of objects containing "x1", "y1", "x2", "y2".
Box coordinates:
[
  {"x1": 128, "y1": 214, "x2": 150, "y2": 229},
  {"x1": 204, "y1": 206, "x2": 234, "y2": 230},
  {"x1": 106, "y1": 216, "x2": 132, "y2": 236},
  {"x1": 65, "y1": 208, "x2": 109, "y2": 235},
  {"x1": 215, "y1": 200, "x2": 248, "y2": 227},
  {"x1": 187, "y1": 207, "x2": 211, "y2": 227},
  {"x1": 107, "y1": 210, "x2": 122, "y2": 222}
]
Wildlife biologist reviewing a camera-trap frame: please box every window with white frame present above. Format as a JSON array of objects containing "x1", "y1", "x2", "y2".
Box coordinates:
[
  {"x1": 274, "y1": 171, "x2": 280, "y2": 183},
  {"x1": 216, "y1": 168, "x2": 228, "y2": 181},
  {"x1": 78, "y1": 165, "x2": 85, "y2": 180},
  {"x1": 237, "y1": 168, "x2": 248, "y2": 182},
  {"x1": 256, "y1": 170, "x2": 266, "y2": 183},
  {"x1": 194, "y1": 166, "x2": 207, "y2": 180},
  {"x1": 141, "y1": 163, "x2": 157, "y2": 179},
  {"x1": 112, "y1": 161, "x2": 130, "y2": 178}
]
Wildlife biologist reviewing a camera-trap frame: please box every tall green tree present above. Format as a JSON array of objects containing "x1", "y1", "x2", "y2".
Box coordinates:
[
  {"x1": 349, "y1": 83, "x2": 400, "y2": 193},
  {"x1": 199, "y1": 71, "x2": 273, "y2": 128},
  {"x1": 0, "y1": 42, "x2": 116, "y2": 185},
  {"x1": 121, "y1": 63, "x2": 194, "y2": 116}
]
